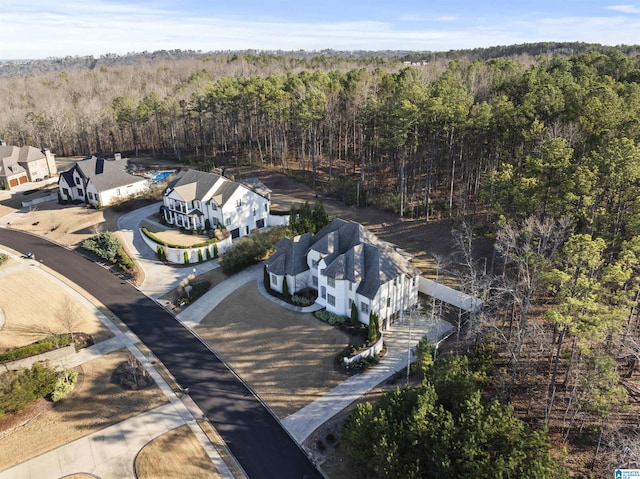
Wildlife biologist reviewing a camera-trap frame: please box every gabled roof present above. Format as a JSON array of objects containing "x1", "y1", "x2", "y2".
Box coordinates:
[
  {"x1": 313, "y1": 219, "x2": 420, "y2": 299},
  {"x1": 0, "y1": 157, "x2": 27, "y2": 176},
  {"x1": 0, "y1": 145, "x2": 46, "y2": 163},
  {"x1": 265, "y1": 233, "x2": 312, "y2": 276},
  {"x1": 63, "y1": 157, "x2": 146, "y2": 192},
  {"x1": 0, "y1": 145, "x2": 19, "y2": 162},
  {"x1": 18, "y1": 146, "x2": 46, "y2": 163},
  {"x1": 164, "y1": 169, "x2": 268, "y2": 206},
  {"x1": 267, "y1": 218, "x2": 420, "y2": 300}
]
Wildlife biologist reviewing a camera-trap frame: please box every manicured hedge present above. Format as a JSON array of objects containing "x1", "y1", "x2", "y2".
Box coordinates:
[
  {"x1": 141, "y1": 227, "x2": 217, "y2": 249},
  {"x1": 0, "y1": 334, "x2": 70, "y2": 362}
]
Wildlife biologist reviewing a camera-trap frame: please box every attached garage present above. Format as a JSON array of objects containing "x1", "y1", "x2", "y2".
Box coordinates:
[
  {"x1": 230, "y1": 228, "x2": 240, "y2": 239},
  {"x1": 9, "y1": 178, "x2": 18, "y2": 187},
  {"x1": 19, "y1": 176, "x2": 27, "y2": 184}
]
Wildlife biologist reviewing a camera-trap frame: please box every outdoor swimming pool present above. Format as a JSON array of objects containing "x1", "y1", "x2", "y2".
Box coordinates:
[{"x1": 151, "y1": 170, "x2": 176, "y2": 182}]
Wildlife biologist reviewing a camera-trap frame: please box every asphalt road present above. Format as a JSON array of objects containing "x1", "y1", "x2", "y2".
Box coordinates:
[{"x1": 0, "y1": 228, "x2": 324, "y2": 479}]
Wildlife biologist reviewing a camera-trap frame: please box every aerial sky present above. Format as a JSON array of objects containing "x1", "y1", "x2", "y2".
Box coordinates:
[{"x1": 1, "y1": 0, "x2": 639, "y2": 60}]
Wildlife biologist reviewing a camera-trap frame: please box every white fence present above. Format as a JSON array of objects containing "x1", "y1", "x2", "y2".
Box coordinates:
[
  {"x1": 21, "y1": 192, "x2": 58, "y2": 208},
  {"x1": 139, "y1": 229, "x2": 232, "y2": 265},
  {"x1": 418, "y1": 277, "x2": 482, "y2": 313},
  {"x1": 267, "y1": 213, "x2": 290, "y2": 227},
  {"x1": 343, "y1": 334, "x2": 385, "y2": 366}
]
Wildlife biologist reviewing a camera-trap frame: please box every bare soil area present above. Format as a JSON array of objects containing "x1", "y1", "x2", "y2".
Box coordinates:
[
  {"x1": 231, "y1": 167, "x2": 489, "y2": 281},
  {"x1": 0, "y1": 349, "x2": 167, "y2": 470},
  {"x1": 6, "y1": 202, "x2": 121, "y2": 247},
  {"x1": 196, "y1": 281, "x2": 351, "y2": 418},
  {"x1": 135, "y1": 425, "x2": 220, "y2": 479}
]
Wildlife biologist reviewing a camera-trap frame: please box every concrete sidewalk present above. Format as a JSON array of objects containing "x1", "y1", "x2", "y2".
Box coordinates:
[
  {"x1": 282, "y1": 314, "x2": 454, "y2": 443},
  {"x1": 0, "y1": 248, "x2": 235, "y2": 479},
  {"x1": 117, "y1": 203, "x2": 219, "y2": 298}
]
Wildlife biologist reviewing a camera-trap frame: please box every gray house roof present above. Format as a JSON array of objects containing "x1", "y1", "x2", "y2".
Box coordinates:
[
  {"x1": 165, "y1": 169, "x2": 271, "y2": 205},
  {"x1": 313, "y1": 219, "x2": 420, "y2": 299},
  {"x1": 267, "y1": 218, "x2": 420, "y2": 300},
  {"x1": 69, "y1": 157, "x2": 146, "y2": 192},
  {"x1": 265, "y1": 233, "x2": 312, "y2": 276}
]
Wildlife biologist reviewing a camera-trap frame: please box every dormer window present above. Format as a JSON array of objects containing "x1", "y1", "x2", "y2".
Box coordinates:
[{"x1": 74, "y1": 176, "x2": 80, "y2": 186}]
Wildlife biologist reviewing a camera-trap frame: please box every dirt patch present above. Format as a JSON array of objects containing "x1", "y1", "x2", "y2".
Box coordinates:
[
  {"x1": 0, "y1": 349, "x2": 167, "y2": 470},
  {"x1": 135, "y1": 424, "x2": 220, "y2": 479},
  {"x1": 6, "y1": 202, "x2": 121, "y2": 247},
  {"x1": 230, "y1": 167, "x2": 484, "y2": 281},
  {"x1": 0, "y1": 266, "x2": 112, "y2": 351},
  {"x1": 196, "y1": 281, "x2": 351, "y2": 418}
]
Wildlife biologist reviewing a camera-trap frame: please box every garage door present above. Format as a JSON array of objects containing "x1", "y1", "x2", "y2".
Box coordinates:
[
  {"x1": 230, "y1": 228, "x2": 240, "y2": 239},
  {"x1": 19, "y1": 176, "x2": 27, "y2": 184},
  {"x1": 9, "y1": 178, "x2": 18, "y2": 187},
  {"x1": 256, "y1": 218, "x2": 265, "y2": 229}
]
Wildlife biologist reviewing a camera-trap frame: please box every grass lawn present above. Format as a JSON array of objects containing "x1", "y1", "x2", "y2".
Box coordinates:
[
  {"x1": 135, "y1": 425, "x2": 220, "y2": 479},
  {"x1": 0, "y1": 349, "x2": 167, "y2": 470},
  {"x1": 0, "y1": 264, "x2": 112, "y2": 351}
]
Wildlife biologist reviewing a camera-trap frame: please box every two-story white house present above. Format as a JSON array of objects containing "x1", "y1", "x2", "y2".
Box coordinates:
[
  {"x1": 265, "y1": 218, "x2": 420, "y2": 329},
  {"x1": 162, "y1": 169, "x2": 272, "y2": 239},
  {"x1": 58, "y1": 156, "x2": 149, "y2": 206}
]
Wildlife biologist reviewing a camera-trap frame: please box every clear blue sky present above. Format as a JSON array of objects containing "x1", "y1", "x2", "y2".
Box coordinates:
[{"x1": 1, "y1": 1, "x2": 639, "y2": 60}]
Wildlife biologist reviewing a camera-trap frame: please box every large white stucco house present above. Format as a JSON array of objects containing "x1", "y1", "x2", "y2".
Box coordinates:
[
  {"x1": 265, "y1": 218, "x2": 420, "y2": 329},
  {"x1": 58, "y1": 156, "x2": 149, "y2": 206},
  {"x1": 162, "y1": 169, "x2": 275, "y2": 240}
]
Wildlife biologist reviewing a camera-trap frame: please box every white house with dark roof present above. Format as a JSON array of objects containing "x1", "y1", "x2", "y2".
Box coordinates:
[
  {"x1": 58, "y1": 156, "x2": 148, "y2": 206},
  {"x1": 265, "y1": 218, "x2": 420, "y2": 328},
  {"x1": 162, "y1": 169, "x2": 273, "y2": 240},
  {"x1": 0, "y1": 143, "x2": 56, "y2": 188}
]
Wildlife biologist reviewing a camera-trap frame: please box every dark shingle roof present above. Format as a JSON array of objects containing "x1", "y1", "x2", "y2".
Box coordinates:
[
  {"x1": 72, "y1": 157, "x2": 146, "y2": 191},
  {"x1": 313, "y1": 219, "x2": 420, "y2": 300},
  {"x1": 265, "y1": 233, "x2": 312, "y2": 276}
]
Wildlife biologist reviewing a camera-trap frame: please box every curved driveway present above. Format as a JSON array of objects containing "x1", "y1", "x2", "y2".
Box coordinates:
[{"x1": 0, "y1": 228, "x2": 323, "y2": 479}]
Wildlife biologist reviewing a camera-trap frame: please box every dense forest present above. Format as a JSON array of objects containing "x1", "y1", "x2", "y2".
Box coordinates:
[{"x1": 2, "y1": 44, "x2": 640, "y2": 476}]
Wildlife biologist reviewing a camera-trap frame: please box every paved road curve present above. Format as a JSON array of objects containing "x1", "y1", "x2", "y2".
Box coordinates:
[{"x1": 0, "y1": 229, "x2": 323, "y2": 479}]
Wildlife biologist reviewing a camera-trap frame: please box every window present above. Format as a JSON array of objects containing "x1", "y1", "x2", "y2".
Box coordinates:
[
  {"x1": 210, "y1": 202, "x2": 217, "y2": 210},
  {"x1": 312, "y1": 259, "x2": 319, "y2": 269},
  {"x1": 361, "y1": 302, "x2": 369, "y2": 314},
  {"x1": 270, "y1": 274, "x2": 278, "y2": 287},
  {"x1": 236, "y1": 199, "x2": 242, "y2": 208},
  {"x1": 387, "y1": 297, "x2": 391, "y2": 307},
  {"x1": 348, "y1": 298, "x2": 353, "y2": 309},
  {"x1": 348, "y1": 282, "x2": 352, "y2": 291},
  {"x1": 327, "y1": 277, "x2": 335, "y2": 288},
  {"x1": 312, "y1": 276, "x2": 318, "y2": 287},
  {"x1": 76, "y1": 187, "x2": 83, "y2": 196},
  {"x1": 62, "y1": 188, "x2": 69, "y2": 197},
  {"x1": 321, "y1": 286, "x2": 326, "y2": 299},
  {"x1": 252, "y1": 208, "x2": 256, "y2": 217},
  {"x1": 264, "y1": 204, "x2": 268, "y2": 211},
  {"x1": 88, "y1": 192, "x2": 93, "y2": 200},
  {"x1": 74, "y1": 176, "x2": 80, "y2": 186},
  {"x1": 225, "y1": 217, "x2": 231, "y2": 226},
  {"x1": 327, "y1": 294, "x2": 335, "y2": 306},
  {"x1": 245, "y1": 226, "x2": 249, "y2": 235}
]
